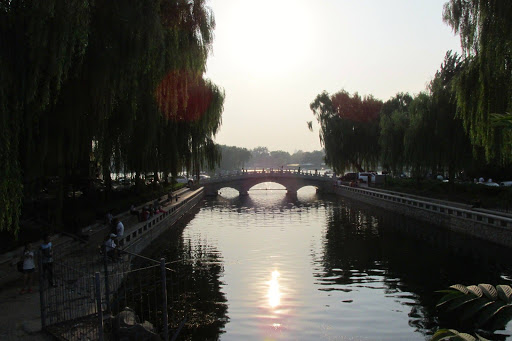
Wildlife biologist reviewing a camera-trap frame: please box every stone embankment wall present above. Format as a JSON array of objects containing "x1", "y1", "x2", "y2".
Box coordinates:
[
  {"x1": 119, "y1": 188, "x2": 204, "y2": 254},
  {"x1": 336, "y1": 185, "x2": 512, "y2": 248}
]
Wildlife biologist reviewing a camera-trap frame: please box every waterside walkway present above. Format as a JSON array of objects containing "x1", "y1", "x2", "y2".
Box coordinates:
[{"x1": 0, "y1": 186, "x2": 198, "y2": 340}]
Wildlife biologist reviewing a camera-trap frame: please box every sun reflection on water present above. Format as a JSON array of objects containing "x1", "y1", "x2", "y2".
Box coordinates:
[{"x1": 268, "y1": 270, "x2": 281, "y2": 308}]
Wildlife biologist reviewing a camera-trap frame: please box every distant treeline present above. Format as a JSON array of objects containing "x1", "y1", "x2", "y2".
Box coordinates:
[
  {"x1": 310, "y1": 1, "x2": 512, "y2": 182},
  {"x1": 216, "y1": 145, "x2": 325, "y2": 171}
]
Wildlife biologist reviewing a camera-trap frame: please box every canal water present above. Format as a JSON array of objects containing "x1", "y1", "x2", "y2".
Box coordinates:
[{"x1": 143, "y1": 184, "x2": 512, "y2": 340}]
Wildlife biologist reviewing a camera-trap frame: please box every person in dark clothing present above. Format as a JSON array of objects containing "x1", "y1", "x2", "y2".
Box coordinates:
[
  {"x1": 40, "y1": 234, "x2": 56, "y2": 287},
  {"x1": 130, "y1": 204, "x2": 139, "y2": 216}
]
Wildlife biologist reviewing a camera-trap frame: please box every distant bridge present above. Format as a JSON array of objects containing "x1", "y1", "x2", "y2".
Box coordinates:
[{"x1": 199, "y1": 171, "x2": 336, "y2": 196}]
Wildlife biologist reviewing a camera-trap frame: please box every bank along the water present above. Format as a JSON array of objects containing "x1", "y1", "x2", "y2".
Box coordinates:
[{"x1": 335, "y1": 184, "x2": 512, "y2": 248}]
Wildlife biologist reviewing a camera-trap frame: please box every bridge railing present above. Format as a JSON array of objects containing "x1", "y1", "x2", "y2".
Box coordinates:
[
  {"x1": 337, "y1": 185, "x2": 512, "y2": 229},
  {"x1": 199, "y1": 170, "x2": 336, "y2": 184}
]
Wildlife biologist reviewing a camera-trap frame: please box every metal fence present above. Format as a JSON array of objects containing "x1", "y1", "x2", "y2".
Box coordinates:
[{"x1": 39, "y1": 245, "x2": 178, "y2": 340}]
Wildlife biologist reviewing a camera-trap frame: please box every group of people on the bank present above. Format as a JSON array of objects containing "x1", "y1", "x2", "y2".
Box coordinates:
[
  {"x1": 18, "y1": 197, "x2": 172, "y2": 295},
  {"x1": 18, "y1": 234, "x2": 55, "y2": 294},
  {"x1": 129, "y1": 201, "x2": 165, "y2": 222}
]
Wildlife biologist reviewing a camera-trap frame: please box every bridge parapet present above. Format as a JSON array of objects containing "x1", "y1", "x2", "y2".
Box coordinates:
[
  {"x1": 199, "y1": 171, "x2": 336, "y2": 196},
  {"x1": 200, "y1": 171, "x2": 335, "y2": 183}
]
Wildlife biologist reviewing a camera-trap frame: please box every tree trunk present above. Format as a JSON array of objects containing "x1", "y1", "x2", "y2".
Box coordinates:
[
  {"x1": 351, "y1": 159, "x2": 364, "y2": 172},
  {"x1": 135, "y1": 171, "x2": 142, "y2": 193},
  {"x1": 55, "y1": 148, "x2": 65, "y2": 232},
  {"x1": 102, "y1": 153, "x2": 112, "y2": 200},
  {"x1": 448, "y1": 163, "x2": 455, "y2": 191},
  {"x1": 154, "y1": 168, "x2": 159, "y2": 188}
]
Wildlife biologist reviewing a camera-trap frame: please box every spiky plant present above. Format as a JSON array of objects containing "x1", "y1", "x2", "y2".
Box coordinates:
[
  {"x1": 431, "y1": 328, "x2": 490, "y2": 341},
  {"x1": 434, "y1": 283, "x2": 512, "y2": 340}
]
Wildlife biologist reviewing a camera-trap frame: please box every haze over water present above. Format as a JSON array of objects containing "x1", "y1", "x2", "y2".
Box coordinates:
[{"x1": 148, "y1": 185, "x2": 512, "y2": 340}]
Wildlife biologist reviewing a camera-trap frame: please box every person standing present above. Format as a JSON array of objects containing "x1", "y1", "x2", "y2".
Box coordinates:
[
  {"x1": 104, "y1": 234, "x2": 118, "y2": 260},
  {"x1": 114, "y1": 218, "x2": 124, "y2": 238},
  {"x1": 41, "y1": 234, "x2": 56, "y2": 287},
  {"x1": 20, "y1": 243, "x2": 35, "y2": 294}
]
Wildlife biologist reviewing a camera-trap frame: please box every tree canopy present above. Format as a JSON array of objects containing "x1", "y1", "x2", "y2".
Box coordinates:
[
  {"x1": 0, "y1": 0, "x2": 224, "y2": 235},
  {"x1": 378, "y1": 93, "x2": 413, "y2": 174},
  {"x1": 313, "y1": 53, "x2": 477, "y2": 180},
  {"x1": 443, "y1": 0, "x2": 512, "y2": 162},
  {"x1": 310, "y1": 90, "x2": 382, "y2": 173},
  {"x1": 311, "y1": 1, "x2": 512, "y2": 180}
]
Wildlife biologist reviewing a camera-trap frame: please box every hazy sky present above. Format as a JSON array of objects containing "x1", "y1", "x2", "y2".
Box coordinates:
[{"x1": 205, "y1": 0, "x2": 462, "y2": 153}]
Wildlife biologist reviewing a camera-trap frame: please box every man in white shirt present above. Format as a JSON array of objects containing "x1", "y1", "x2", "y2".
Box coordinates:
[
  {"x1": 113, "y1": 218, "x2": 124, "y2": 238},
  {"x1": 105, "y1": 233, "x2": 117, "y2": 259}
]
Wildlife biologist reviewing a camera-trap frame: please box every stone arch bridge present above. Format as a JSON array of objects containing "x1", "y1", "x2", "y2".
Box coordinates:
[{"x1": 199, "y1": 171, "x2": 336, "y2": 196}]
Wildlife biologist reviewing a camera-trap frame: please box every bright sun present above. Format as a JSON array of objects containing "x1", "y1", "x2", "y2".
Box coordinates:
[{"x1": 225, "y1": 0, "x2": 315, "y2": 77}]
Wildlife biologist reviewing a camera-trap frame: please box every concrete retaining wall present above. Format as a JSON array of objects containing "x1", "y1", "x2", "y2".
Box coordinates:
[
  {"x1": 335, "y1": 185, "x2": 512, "y2": 248},
  {"x1": 118, "y1": 188, "x2": 204, "y2": 255}
]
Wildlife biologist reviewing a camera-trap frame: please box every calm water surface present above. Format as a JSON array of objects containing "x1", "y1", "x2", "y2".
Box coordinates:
[{"x1": 145, "y1": 184, "x2": 512, "y2": 340}]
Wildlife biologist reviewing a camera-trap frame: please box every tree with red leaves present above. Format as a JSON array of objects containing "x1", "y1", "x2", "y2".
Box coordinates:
[{"x1": 310, "y1": 90, "x2": 382, "y2": 173}]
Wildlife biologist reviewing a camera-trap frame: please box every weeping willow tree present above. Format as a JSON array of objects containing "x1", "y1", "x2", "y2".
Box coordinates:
[
  {"x1": 380, "y1": 52, "x2": 474, "y2": 181},
  {"x1": 429, "y1": 51, "x2": 473, "y2": 183},
  {"x1": 155, "y1": 74, "x2": 224, "y2": 182},
  {"x1": 90, "y1": 0, "x2": 224, "y2": 187},
  {"x1": 378, "y1": 93, "x2": 413, "y2": 175},
  {"x1": 403, "y1": 93, "x2": 436, "y2": 179},
  {"x1": 443, "y1": 0, "x2": 512, "y2": 163},
  {"x1": 0, "y1": 0, "x2": 224, "y2": 235},
  {"x1": 1, "y1": 0, "x2": 91, "y2": 235},
  {"x1": 151, "y1": 0, "x2": 223, "y2": 182},
  {"x1": 406, "y1": 54, "x2": 473, "y2": 181},
  {"x1": 310, "y1": 90, "x2": 382, "y2": 174}
]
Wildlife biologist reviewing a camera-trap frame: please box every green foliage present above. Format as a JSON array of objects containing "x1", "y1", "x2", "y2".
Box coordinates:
[
  {"x1": 436, "y1": 284, "x2": 512, "y2": 331},
  {"x1": 310, "y1": 90, "x2": 382, "y2": 173},
  {"x1": 1, "y1": 0, "x2": 91, "y2": 235},
  {"x1": 290, "y1": 150, "x2": 325, "y2": 166},
  {"x1": 429, "y1": 51, "x2": 473, "y2": 182},
  {"x1": 490, "y1": 113, "x2": 512, "y2": 129},
  {"x1": 378, "y1": 52, "x2": 472, "y2": 181},
  {"x1": 403, "y1": 93, "x2": 435, "y2": 178},
  {"x1": 379, "y1": 93, "x2": 413, "y2": 174},
  {"x1": 311, "y1": 3, "x2": 512, "y2": 183},
  {"x1": 218, "y1": 145, "x2": 252, "y2": 171},
  {"x1": 244, "y1": 148, "x2": 325, "y2": 169},
  {"x1": 443, "y1": 0, "x2": 512, "y2": 163},
  {"x1": 0, "y1": 0, "x2": 224, "y2": 234},
  {"x1": 431, "y1": 329, "x2": 489, "y2": 341}
]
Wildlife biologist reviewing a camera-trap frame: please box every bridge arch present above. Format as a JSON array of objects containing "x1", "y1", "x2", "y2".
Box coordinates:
[{"x1": 202, "y1": 172, "x2": 334, "y2": 197}]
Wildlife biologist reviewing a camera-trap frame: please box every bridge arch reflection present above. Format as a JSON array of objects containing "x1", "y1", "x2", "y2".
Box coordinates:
[{"x1": 217, "y1": 182, "x2": 287, "y2": 199}]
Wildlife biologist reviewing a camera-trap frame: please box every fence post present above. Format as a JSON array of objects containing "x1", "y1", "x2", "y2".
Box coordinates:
[
  {"x1": 38, "y1": 250, "x2": 46, "y2": 329},
  {"x1": 103, "y1": 245, "x2": 111, "y2": 314},
  {"x1": 161, "y1": 258, "x2": 169, "y2": 341},
  {"x1": 95, "y1": 272, "x2": 104, "y2": 341}
]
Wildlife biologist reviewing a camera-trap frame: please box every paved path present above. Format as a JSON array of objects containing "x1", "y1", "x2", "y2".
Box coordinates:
[
  {"x1": 0, "y1": 282, "x2": 51, "y2": 341},
  {"x1": 0, "y1": 187, "x2": 192, "y2": 340}
]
